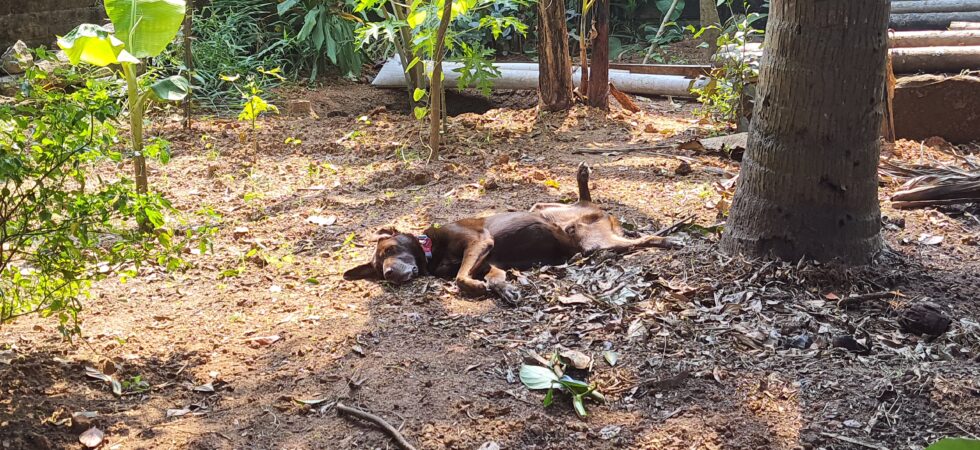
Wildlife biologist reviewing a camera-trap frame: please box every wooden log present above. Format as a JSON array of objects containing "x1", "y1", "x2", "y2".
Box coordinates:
[
  {"x1": 890, "y1": 11, "x2": 980, "y2": 30},
  {"x1": 889, "y1": 30, "x2": 980, "y2": 47},
  {"x1": 891, "y1": 0, "x2": 980, "y2": 14},
  {"x1": 718, "y1": 45, "x2": 980, "y2": 73},
  {"x1": 950, "y1": 21, "x2": 980, "y2": 29},
  {"x1": 587, "y1": 0, "x2": 610, "y2": 109},
  {"x1": 890, "y1": 45, "x2": 980, "y2": 72}
]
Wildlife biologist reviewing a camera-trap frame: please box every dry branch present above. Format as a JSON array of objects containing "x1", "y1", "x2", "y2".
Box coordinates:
[
  {"x1": 336, "y1": 402, "x2": 417, "y2": 450},
  {"x1": 608, "y1": 83, "x2": 640, "y2": 112}
]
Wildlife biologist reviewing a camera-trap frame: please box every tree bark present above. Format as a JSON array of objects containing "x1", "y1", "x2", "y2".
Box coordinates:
[
  {"x1": 586, "y1": 0, "x2": 609, "y2": 109},
  {"x1": 720, "y1": 0, "x2": 889, "y2": 264},
  {"x1": 699, "y1": 0, "x2": 721, "y2": 57},
  {"x1": 427, "y1": 0, "x2": 453, "y2": 161},
  {"x1": 537, "y1": 0, "x2": 575, "y2": 111}
]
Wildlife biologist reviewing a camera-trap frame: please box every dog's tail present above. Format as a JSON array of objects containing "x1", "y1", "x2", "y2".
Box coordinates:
[{"x1": 577, "y1": 162, "x2": 592, "y2": 202}]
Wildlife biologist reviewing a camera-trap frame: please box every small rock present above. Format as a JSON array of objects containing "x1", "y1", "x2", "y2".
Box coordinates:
[
  {"x1": 285, "y1": 100, "x2": 315, "y2": 117},
  {"x1": 599, "y1": 425, "x2": 622, "y2": 440},
  {"x1": 0, "y1": 75, "x2": 19, "y2": 97},
  {"x1": 232, "y1": 226, "x2": 250, "y2": 239},
  {"x1": 843, "y1": 419, "x2": 862, "y2": 428},
  {"x1": 26, "y1": 433, "x2": 52, "y2": 450},
  {"x1": 644, "y1": 123, "x2": 657, "y2": 133},
  {"x1": 785, "y1": 333, "x2": 813, "y2": 350},
  {"x1": 674, "y1": 161, "x2": 693, "y2": 176},
  {"x1": 79, "y1": 427, "x2": 103, "y2": 448},
  {"x1": 478, "y1": 442, "x2": 501, "y2": 450},
  {"x1": 831, "y1": 335, "x2": 869, "y2": 354},
  {"x1": 899, "y1": 302, "x2": 952, "y2": 337},
  {"x1": 1, "y1": 41, "x2": 33, "y2": 75}
]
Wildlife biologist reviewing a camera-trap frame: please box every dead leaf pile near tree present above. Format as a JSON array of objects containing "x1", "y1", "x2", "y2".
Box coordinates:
[{"x1": 880, "y1": 138, "x2": 980, "y2": 209}]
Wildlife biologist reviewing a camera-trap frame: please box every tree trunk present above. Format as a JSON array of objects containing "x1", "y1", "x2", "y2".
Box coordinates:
[
  {"x1": 586, "y1": 0, "x2": 609, "y2": 109},
  {"x1": 537, "y1": 0, "x2": 575, "y2": 111},
  {"x1": 183, "y1": 0, "x2": 193, "y2": 129},
  {"x1": 427, "y1": 0, "x2": 453, "y2": 161},
  {"x1": 699, "y1": 0, "x2": 721, "y2": 57},
  {"x1": 720, "y1": 0, "x2": 889, "y2": 264}
]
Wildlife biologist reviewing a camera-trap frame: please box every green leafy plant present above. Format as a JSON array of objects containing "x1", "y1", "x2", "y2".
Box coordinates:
[
  {"x1": 277, "y1": 0, "x2": 363, "y2": 79},
  {"x1": 153, "y1": 0, "x2": 293, "y2": 112},
  {"x1": 223, "y1": 70, "x2": 281, "y2": 160},
  {"x1": 57, "y1": 0, "x2": 190, "y2": 227},
  {"x1": 0, "y1": 62, "x2": 213, "y2": 337},
  {"x1": 519, "y1": 364, "x2": 605, "y2": 418},
  {"x1": 687, "y1": 0, "x2": 766, "y2": 125},
  {"x1": 926, "y1": 438, "x2": 980, "y2": 450}
]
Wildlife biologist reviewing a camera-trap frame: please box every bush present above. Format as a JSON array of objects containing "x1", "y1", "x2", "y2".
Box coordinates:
[{"x1": 0, "y1": 56, "x2": 215, "y2": 337}]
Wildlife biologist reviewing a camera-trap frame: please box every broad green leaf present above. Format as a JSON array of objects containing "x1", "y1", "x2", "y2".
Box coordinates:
[
  {"x1": 572, "y1": 395, "x2": 587, "y2": 417},
  {"x1": 519, "y1": 364, "x2": 560, "y2": 390},
  {"x1": 407, "y1": 9, "x2": 427, "y2": 28},
  {"x1": 148, "y1": 75, "x2": 189, "y2": 102},
  {"x1": 558, "y1": 375, "x2": 592, "y2": 395},
  {"x1": 276, "y1": 0, "x2": 301, "y2": 15},
  {"x1": 413, "y1": 106, "x2": 428, "y2": 120},
  {"x1": 926, "y1": 439, "x2": 980, "y2": 450},
  {"x1": 654, "y1": 0, "x2": 684, "y2": 22},
  {"x1": 57, "y1": 24, "x2": 139, "y2": 66},
  {"x1": 239, "y1": 96, "x2": 279, "y2": 122},
  {"x1": 542, "y1": 388, "x2": 554, "y2": 407},
  {"x1": 406, "y1": 56, "x2": 422, "y2": 71},
  {"x1": 104, "y1": 0, "x2": 186, "y2": 58},
  {"x1": 298, "y1": 6, "x2": 321, "y2": 40},
  {"x1": 144, "y1": 208, "x2": 164, "y2": 228},
  {"x1": 413, "y1": 88, "x2": 426, "y2": 102}
]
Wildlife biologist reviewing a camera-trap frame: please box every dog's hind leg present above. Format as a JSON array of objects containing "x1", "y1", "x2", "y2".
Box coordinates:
[
  {"x1": 577, "y1": 162, "x2": 592, "y2": 202},
  {"x1": 485, "y1": 265, "x2": 520, "y2": 305}
]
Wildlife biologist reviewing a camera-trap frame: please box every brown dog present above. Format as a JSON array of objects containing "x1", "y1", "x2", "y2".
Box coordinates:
[{"x1": 343, "y1": 164, "x2": 679, "y2": 302}]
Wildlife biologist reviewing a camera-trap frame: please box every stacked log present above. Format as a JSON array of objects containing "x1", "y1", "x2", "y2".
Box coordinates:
[{"x1": 890, "y1": 0, "x2": 980, "y2": 30}]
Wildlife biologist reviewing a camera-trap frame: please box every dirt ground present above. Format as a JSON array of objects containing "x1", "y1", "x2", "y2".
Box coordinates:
[{"x1": 1, "y1": 81, "x2": 979, "y2": 450}]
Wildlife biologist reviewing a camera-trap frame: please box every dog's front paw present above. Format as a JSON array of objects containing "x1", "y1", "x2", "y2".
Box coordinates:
[
  {"x1": 490, "y1": 282, "x2": 521, "y2": 305},
  {"x1": 456, "y1": 278, "x2": 489, "y2": 297}
]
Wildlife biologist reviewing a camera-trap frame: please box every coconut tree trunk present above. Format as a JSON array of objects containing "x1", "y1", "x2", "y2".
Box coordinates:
[
  {"x1": 699, "y1": 0, "x2": 721, "y2": 57},
  {"x1": 720, "y1": 0, "x2": 889, "y2": 264},
  {"x1": 586, "y1": 0, "x2": 609, "y2": 109},
  {"x1": 537, "y1": 0, "x2": 575, "y2": 111}
]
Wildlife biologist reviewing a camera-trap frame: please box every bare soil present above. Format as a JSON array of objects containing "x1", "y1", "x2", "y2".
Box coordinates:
[{"x1": 1, "y1": 81, "x2": 978, "y2": 450}]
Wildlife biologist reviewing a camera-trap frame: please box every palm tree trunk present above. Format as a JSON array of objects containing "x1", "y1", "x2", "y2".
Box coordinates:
[
  {"x1": 720, "y1": 0, "x2": 890, "y2": 264},
  {"x1": 537, "y1": 0, "x2": 575, "y2": 111},
  {"x1": 586, "y1": 0, "x2": 609, "y2": 109}
]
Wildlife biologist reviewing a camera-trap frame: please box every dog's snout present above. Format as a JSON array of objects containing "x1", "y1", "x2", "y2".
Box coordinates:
[{"x1": 383, "y1": 261, "x2": 418, "y2": 283}]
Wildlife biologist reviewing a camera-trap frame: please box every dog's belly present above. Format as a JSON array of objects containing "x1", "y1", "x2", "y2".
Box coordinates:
[{"x1": 484, "y1": 212, "x2": 578, "y2": 269}]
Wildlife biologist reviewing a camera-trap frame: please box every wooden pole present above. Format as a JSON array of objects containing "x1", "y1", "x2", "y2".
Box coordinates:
[
  {"x1": 950, "y1": 21, "x2": 980, "y2": 29},
  {"x1": 891, "y1": 45, "x2": 980, "y2": 72},
  {"x1": 586, "y1": 0, "x2": 609, "y2": 108}
]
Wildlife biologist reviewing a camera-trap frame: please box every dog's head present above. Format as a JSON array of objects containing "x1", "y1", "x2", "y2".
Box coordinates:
[{"x1": 343, "y1": 228, "x2": 428, "y2": 284}]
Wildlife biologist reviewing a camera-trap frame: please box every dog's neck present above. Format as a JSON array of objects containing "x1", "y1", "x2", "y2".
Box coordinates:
[{"x1": 417, "y1": 235, "x2": 433, "y2": 260}]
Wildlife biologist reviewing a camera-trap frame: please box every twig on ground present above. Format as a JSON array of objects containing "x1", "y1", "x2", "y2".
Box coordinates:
[
  {"x1": 336, "y1": 402, "x2": 418, "y2": 450},
  {"x1": 838, "y1": 291, "x2": 901, "y2": 309},
  {"x1": 572, "y1": 146, "x2": 675, "y2": 155},
  {"x1": 654, "y1": 214, "x2": 695, "y2": 236},
  {"x1": 819, "y1": 432, "x2": 888, "y2": 450}
]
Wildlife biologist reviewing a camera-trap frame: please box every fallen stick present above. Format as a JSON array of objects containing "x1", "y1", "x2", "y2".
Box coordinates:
[
  {"x1": 336, "y1": 402, "x2": 417, "y2": 450},
  {"x1": 609, "y1": 83, "x2": 641, "y2": 112},
  {"x1": 891, "y1": 198, "x2": 980, "y2": 208},
  {"x1": 819, "y1": 432, "x2": 889, "y2": 450},
  {"x1": 654, "y1": 214, "x2": 696, "y2": 236},
  {"x1": 572, "y1": 145, "x2": 675, "y2": 155},
  {"x1": 838, "y1": 291, "x2": 901, "y2": 309}
]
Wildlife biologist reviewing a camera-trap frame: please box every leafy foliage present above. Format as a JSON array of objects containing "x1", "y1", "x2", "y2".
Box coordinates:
[
  {"x1": 276, "y1": 0, "x2": 364, "y2": 79},
  {"x1": 519, "y1": 363, "x2": 605, "y2": 418},
  {"x1": 688, "y1": 0, "x2": 766, "y2": 124},
  {"x1": 926, "y1": 438, "x2": 980, "y2": 450},
  {"x1": 0, "y1": 61, "x2": 215, "y2": 337},
  {"x1": 152, "y1": 0, "x2": 293, "y2": 111}
]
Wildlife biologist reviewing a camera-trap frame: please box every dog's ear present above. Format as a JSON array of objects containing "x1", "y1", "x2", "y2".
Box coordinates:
[
  {"x1": 372, "y1": 227, "x2": 400, "y2": 240},
  {"x1": 343, "y1": 262, "x2": 378, "y2": 281}
]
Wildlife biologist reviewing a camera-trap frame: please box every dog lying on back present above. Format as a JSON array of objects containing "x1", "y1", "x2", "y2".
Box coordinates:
[{"x1": 344, "y1": 164, "x2": 680, "y2": 302}]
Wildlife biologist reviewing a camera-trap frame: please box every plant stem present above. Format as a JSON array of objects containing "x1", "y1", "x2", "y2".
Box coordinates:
[
  {"x1": 643, "y1": 0, "x2": 681, "y2": 64},
  {"x1": 427, "y1": 0, "x2": 453, "y2": 162}
]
